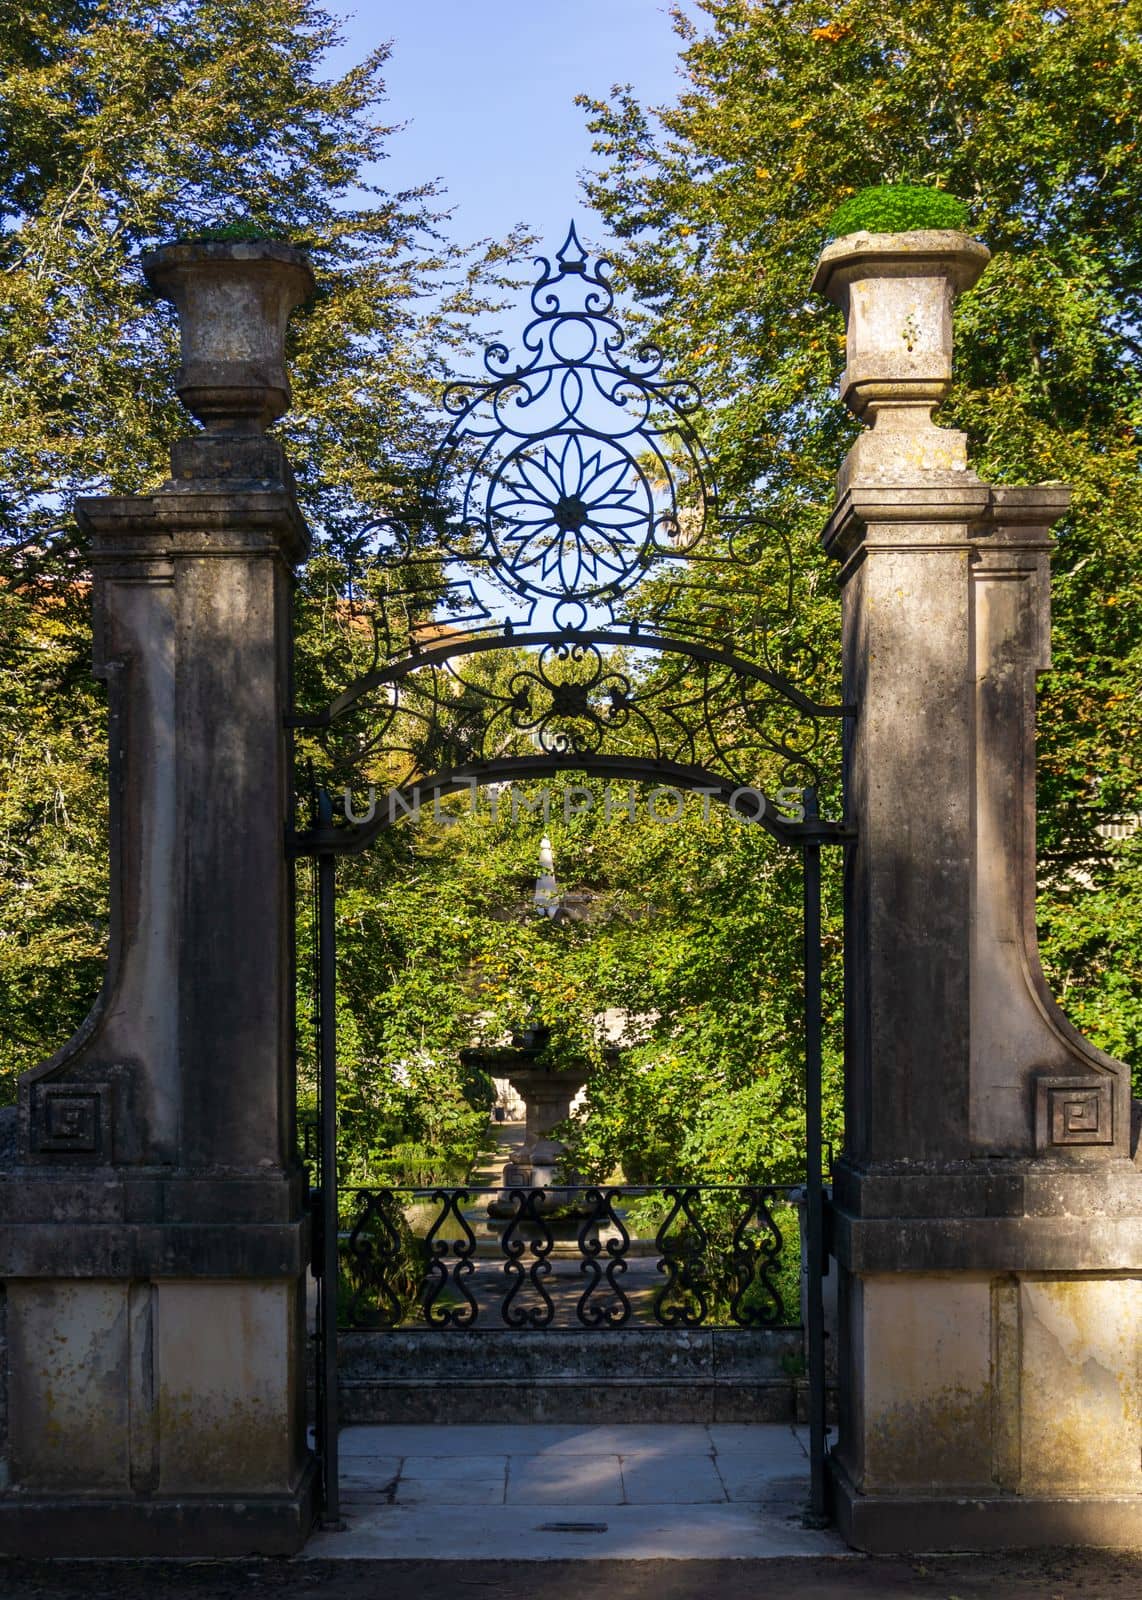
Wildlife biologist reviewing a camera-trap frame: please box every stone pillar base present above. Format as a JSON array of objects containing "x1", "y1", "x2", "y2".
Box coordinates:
[
  {"x1": 0, "y1": 1463, "x2": 319, "y2": 1557},
  {"x1": 830, "y1": 1250, "x2": 1142, "y2": 1553},
  {"x1": 0, "y1": 1266, "x2": 314, "y2": 1555},
  {"x1": 832, "y1": 1459, "x2": 1142, "y2": 1552}
]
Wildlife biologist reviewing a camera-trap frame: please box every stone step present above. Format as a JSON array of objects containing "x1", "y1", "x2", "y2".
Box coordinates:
[{"x1": 326, "y1": 1327, "x2": 833, "y2": 1425}]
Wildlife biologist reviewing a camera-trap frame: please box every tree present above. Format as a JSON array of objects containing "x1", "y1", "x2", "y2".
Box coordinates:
[
  {"x1": 296, "y1": 772, "x2": 842, "y2": 1190},
  {"x1": 579, "y1": 0, "x2": 1142, "y2": 1092},
  {"x1": 0, "y1": 0, "x2": 522, "y2": 1090}
]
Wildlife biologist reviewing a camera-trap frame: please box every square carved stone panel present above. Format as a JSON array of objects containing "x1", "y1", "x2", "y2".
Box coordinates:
[
  {"x1": 31, "y1": 1085, "x2": 107, "y2": 1156},
  {"x1": 1034, "y1": 1075, "x2": 1114, "y2": 1151}
]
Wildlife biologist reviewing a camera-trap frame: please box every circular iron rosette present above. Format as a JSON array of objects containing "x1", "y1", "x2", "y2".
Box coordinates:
[{"x1": 481, "y1": 432, "x2": 674, "y2": 616}]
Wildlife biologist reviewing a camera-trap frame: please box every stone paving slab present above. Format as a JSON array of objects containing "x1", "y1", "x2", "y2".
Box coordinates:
[
  {"x1": 339, "y1": 1455, "x2": 402, "y2": 1489},
  {"x1": 712, "y1": 1420, "x2": 809, "y2": 1455},
  {"x1": 506, "y1": 1454, "x2": 626, "y2": 1506},
  {"x1": 338, "y1": 1458, "x2": 402, "y2": 1509},
  {"x1": 338, "y1": 1421, "x2": 720, "y2": 1457},
  {"x1": 305, "y1": 1502, "x2": 846, "y2": 1561},
  {"x1": 619, "y1": 1451, "x2": 727, "y2": 1504},
  {"x1": 717, "y1": 1460, "x2": 809, "y2": 1508},
  {"x1": 395, "y1": 1454, "x2": 507, "y2": 1506},
  {"x1": 312, "y1": 1423, "x2": 846, "y2": 1559}
]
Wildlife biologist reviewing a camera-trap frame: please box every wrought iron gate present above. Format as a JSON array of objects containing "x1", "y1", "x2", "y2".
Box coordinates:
[{"x1": 288, "y1": 226, "x2": 853, "y2": 1528}]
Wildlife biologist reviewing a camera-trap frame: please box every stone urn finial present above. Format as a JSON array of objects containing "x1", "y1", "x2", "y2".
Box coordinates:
[
  {"x1": 142, "y1": 239, "x2": 316, "y2": 433},
  {"x1": 812, "y1": 230, "x2": 990, "y2": 484}
]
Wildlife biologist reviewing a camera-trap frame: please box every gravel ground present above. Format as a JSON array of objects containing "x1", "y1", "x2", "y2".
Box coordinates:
[{"x1": 0, "y1": 1552, "x2": 1140, "y2": 1600}]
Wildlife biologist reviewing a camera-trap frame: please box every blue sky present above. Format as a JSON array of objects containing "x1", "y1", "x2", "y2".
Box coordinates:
[
  {"x1": 323, "y1": 2, "x2": 692, "y2": 257},
  {"x1": 318, "y1": 5, "x2": 699, "y2": 635}
]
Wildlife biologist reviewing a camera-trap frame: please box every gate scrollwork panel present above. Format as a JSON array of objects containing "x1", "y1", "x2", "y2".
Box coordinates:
[{"x1": 289, "y1": 225, "x2": 851, "y2": 847}]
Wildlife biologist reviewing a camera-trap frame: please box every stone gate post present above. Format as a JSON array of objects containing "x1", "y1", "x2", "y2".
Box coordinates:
[
  {"x1": 0, "y1": 243, "x2": 316, "y2": 1554},
  {"x1": 814, "y1": 230, "x2": 1142, "y2": 1549}
]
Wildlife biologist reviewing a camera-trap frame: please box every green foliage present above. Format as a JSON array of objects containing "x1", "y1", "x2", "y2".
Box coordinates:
[
  {"x1": 294, "y1": 754, "x2": 842, "y2": 1187},
  {"x1": 0, "y1": 0, "x2": 521, "y2": 573},
  {"x1": 623, "y1": 1190, "x2": 803, "y2": 1326},
  {"x1": 825, "y1": 183, "x2": 969, "y2": 237},
  {"x1": 174, "y1": 224, "x2": 278, "y2": 243},
  {"x1": 579, "y1": 0, "x2": 1142, "y2": 1097},
  {"x1": 0, "y1": 0, "x2": 525, "y2": 1096},
  {"x1": 0, "y1": 581, "x2": 108, "y2": 1094},
  {"x1": 1036, "y1": 834, "x2": 1142, "y2": 1097},
  {"x1": 7, "y1": 0, "x2": 1138, "y2": 1201}
]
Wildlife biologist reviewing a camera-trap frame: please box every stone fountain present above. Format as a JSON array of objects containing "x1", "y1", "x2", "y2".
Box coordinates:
[{"x1": 461, "y1": 1024, "x2": 590, "y2": 1217}]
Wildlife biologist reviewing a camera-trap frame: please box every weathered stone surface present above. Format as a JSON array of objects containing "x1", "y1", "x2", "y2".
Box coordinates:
[
  {"x1": 142, "y1": 241, "x2": 314, "y2": 433},
  {"x1": 156, "y1": 1282, "x2": 304, "y2": 1493},
  {"x1": 812, "y1": 229, "x2": 990, "y2": 425},
  {"x1": 1017, "y1": 1277, "x2": 1142, "y2": 1495},
  {"x1": 337, "y1": 1379, "x2": 802, "y2": 1427},
  {"x1": 169, "y1": 433, "x2": 296, "y2": 488},
  {"x1": 18, "y1": 494, "x2": 308, "y2": 1174},
  {"x1": 833, "y1": 1472, "x2": 1142, "y2": 1553},
  {"x1": 8, "y1": 1282, "x2": 132, "y2": 1490},
  {"x1": 329, "y1": 1328, "x2": 819, "y2": 1426},
  {"x1": 833, "y1": 1211, "x2": 1142, "y2": 1274},
  {"x1": 832, "y1": 1270, "x2": 1142, "y2": 1548},
  {"x1": 857, "y1": 1275, "x2": 994, "y2": 1493},
  {"x1": 0, "y1": 1474, "x2": 318, "y2": 1558},
  {"x1": 832, "y1": 1161, "x2": 1142, "y2": 1220},
  {"x1": 338, "y1": 1327, "x2": 798, "y2": 1381},
  {"x1": 822, "y1": 481, "x2": 1133, "y2": 1166},
  {"x1": 0, "y1": 1219, "x2": 307, "y2": 1278}
]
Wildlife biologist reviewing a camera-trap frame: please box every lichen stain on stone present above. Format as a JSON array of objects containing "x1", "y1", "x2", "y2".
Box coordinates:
[
  {"x1": 1029, "y1": 1279, "x2": 1120, "y2": 1354},
  {"x1": 1019, "y1": 1280, "x2": 1142, "y2": 1491},
  {"x1": 158, "y1": 1383, "x2": 284, "y2": 1490},
  {"x1": 1024, "y1": 1281, "x2": 1136, "y2": 1404},
  {"x1": 866, "y1": 1381, "x2": 993, "y2": 1491}
]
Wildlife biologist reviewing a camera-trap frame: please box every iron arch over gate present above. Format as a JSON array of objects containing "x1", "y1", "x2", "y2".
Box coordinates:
[{"x1": 287, "y1": 227, "x2": 853, "y2": 1529}]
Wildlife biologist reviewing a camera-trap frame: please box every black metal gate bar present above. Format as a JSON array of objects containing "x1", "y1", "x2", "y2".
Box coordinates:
[
  {"x1": 315, "y1": 846, "x2": 341, "y2": 1527},
  {"x1": 802, "y1": 790, "x2": 828, "y2": 1524}
]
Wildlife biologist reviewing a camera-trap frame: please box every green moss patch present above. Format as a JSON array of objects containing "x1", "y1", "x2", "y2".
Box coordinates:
[
  {"x1": 175, "y1": 222, "x2": 277, "y2": 244},
  {"x1": 825, "y1": 184, "x2": 969, "y2": 239}
]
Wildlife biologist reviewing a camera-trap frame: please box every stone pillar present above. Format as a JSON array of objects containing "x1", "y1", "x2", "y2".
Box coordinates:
[
  {"x1": 0, "y1": 243, "x2": 317, "y2": 1554},
  {"x1": 814, "y1": 230, "x2": 1142, "y2": 1550}
]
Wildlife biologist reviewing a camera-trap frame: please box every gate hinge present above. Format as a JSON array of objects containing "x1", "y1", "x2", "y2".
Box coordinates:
[
  {"x1": 821, "y1": 1191, "x2": 834, "y2": 1273},
  {"x1": 309, "y1": 1185, "x2": 324, "y2": 1275}
]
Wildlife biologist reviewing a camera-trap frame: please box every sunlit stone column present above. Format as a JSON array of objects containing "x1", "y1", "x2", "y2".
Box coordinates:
[
  {"x1": 0, "y1": 243, "x2": 317, "y2": 1555},
  {"x1": 815, "y1": 229, "x2": 1142, "y2": 1551}
]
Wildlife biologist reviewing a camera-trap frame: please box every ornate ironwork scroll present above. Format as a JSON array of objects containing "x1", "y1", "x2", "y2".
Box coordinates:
[
  {"x1": 341, "y1": 225, "x2": 725, "y2": 638},
  {"x1": 728, "y1": 1185, "x2": 789, "y2": 1327},
  {"x1": 337, "y1": 1185, "x2": 796, "y2": 1332},
  {"x1": 429, "y1": 222, "x2": 714, "y2": 631},
  {"x1": 501, "y1": 1188, "x2": 557, "y2": 1329},
  {"x1": 421, "y1": 1188, "x2": 479, "y2": 1328},
  {"x1": 576, "y1": 1187, "x2": 633, "y2": 1328},
  {"x1": 343, "y1": 1189, "x2": 409, "y2": 1330},
  {"x1": 289, "y1": 226, "x2": 853, "y2": 848},
  {"x1": 653, "y1": 1186, "x2": 712, "y2": 1328}
]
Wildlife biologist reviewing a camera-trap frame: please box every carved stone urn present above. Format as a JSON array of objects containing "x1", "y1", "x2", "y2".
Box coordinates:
[
  {"x1": 141, "y1": 239, "x2": 315, "y2": 433},
  {"x1": 812, "y1": 229, "x2": 990, "y2": 485}
]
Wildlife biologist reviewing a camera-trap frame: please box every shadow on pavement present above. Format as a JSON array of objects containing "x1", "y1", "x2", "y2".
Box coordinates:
[{"x1": 0, "y1": 1552, "x2": 1141, "y2": 1600}]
